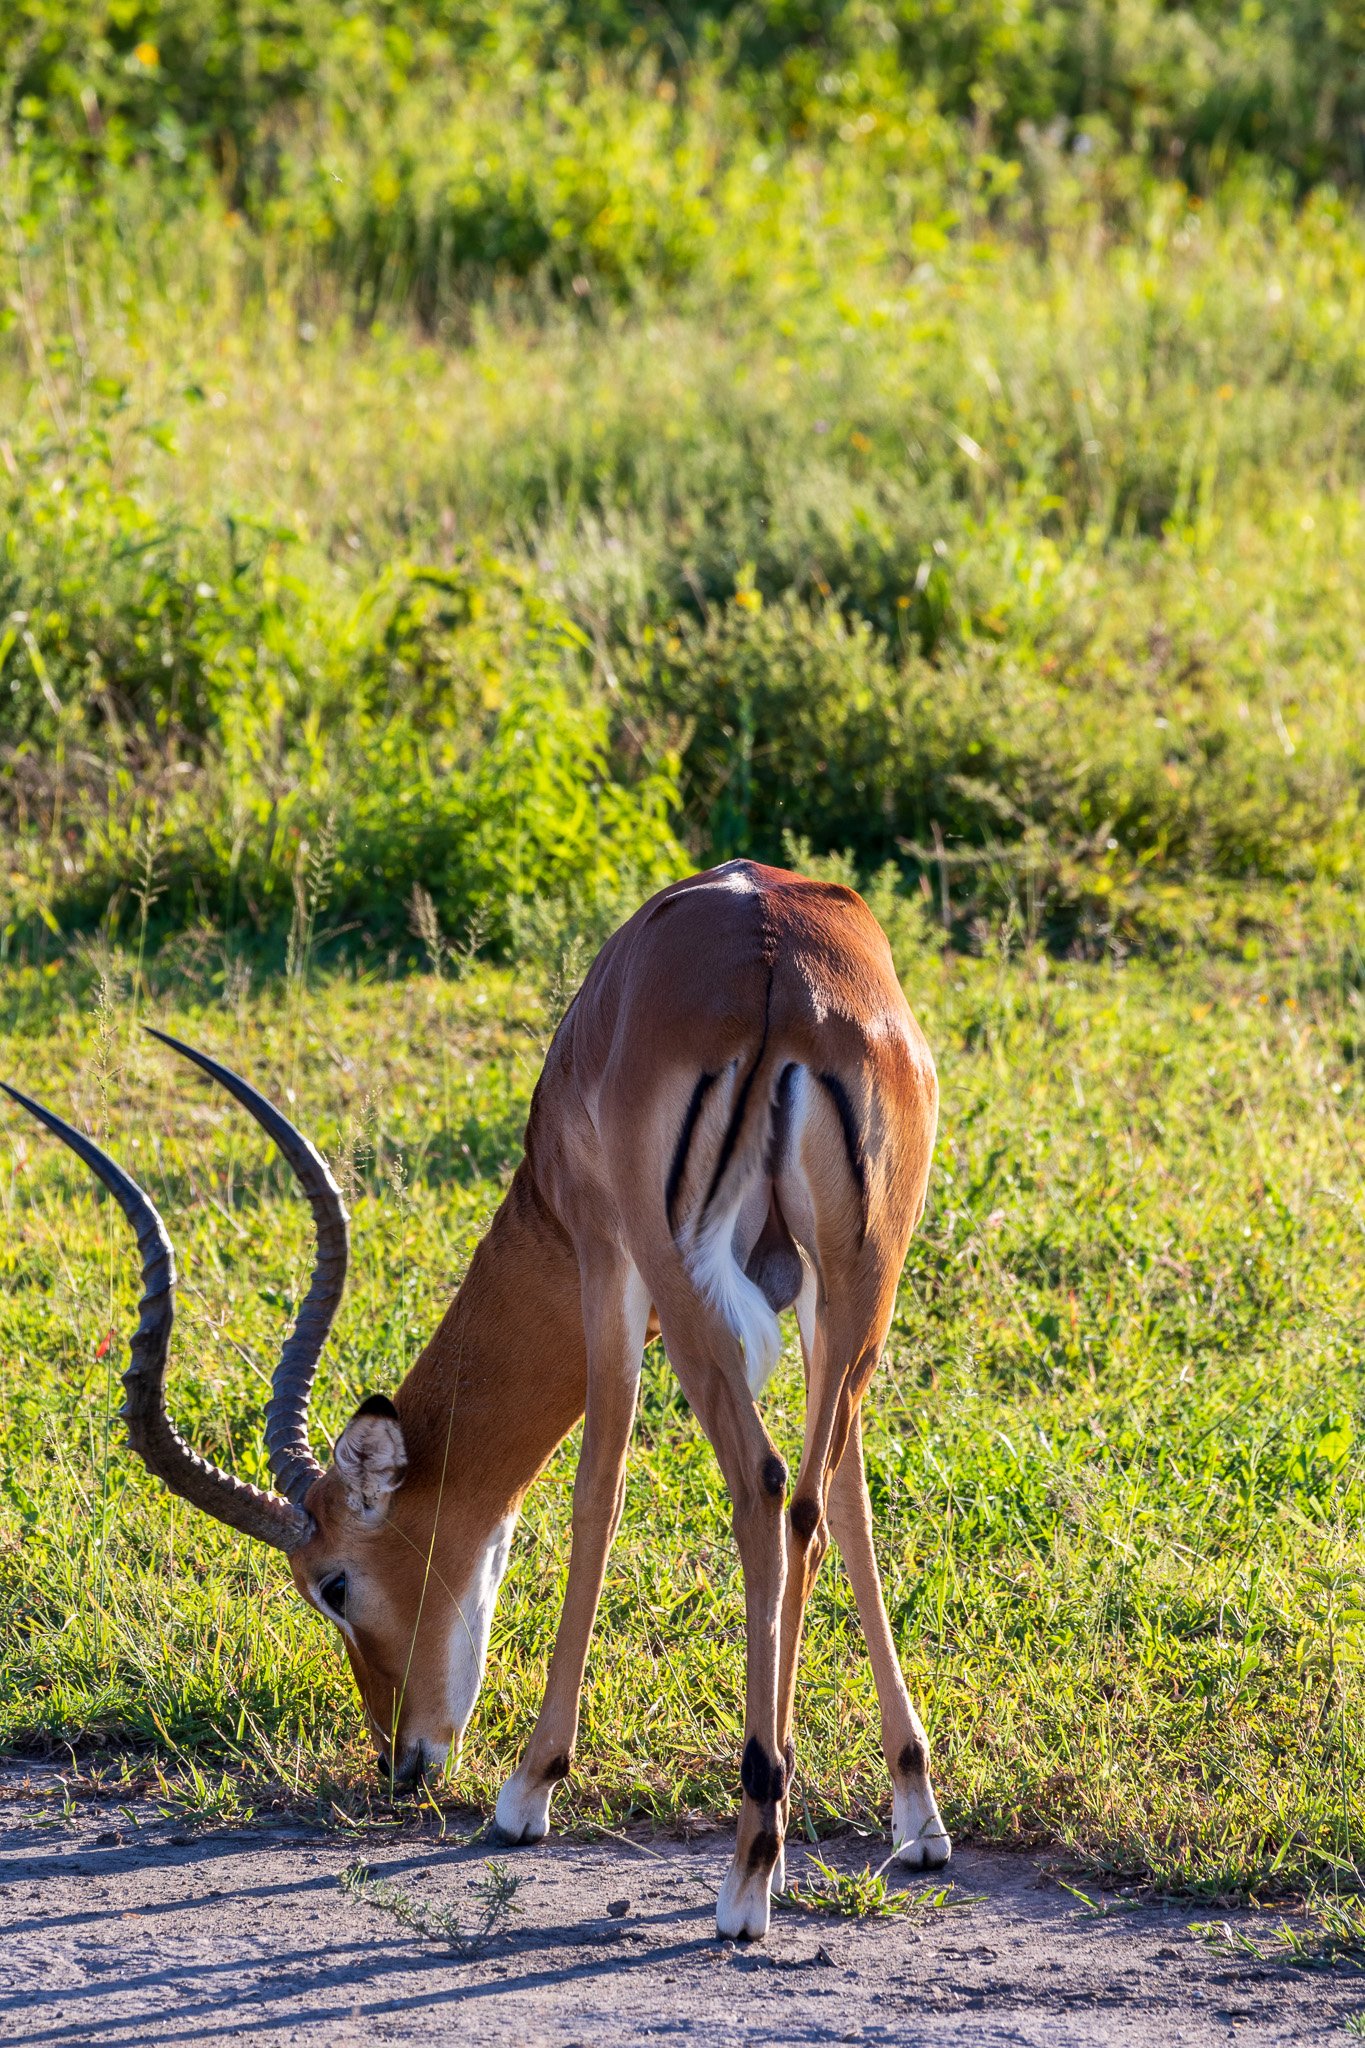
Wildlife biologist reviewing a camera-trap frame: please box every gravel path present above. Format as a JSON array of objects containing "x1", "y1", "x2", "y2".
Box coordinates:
[{"x1": 0, "y1": 1772, "x2": 1355, "y2": 2045}]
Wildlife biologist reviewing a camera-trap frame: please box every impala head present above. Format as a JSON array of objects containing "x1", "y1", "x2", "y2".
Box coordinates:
[
  {"x1": 4, "y1": 1030, "x2": 510, "y2": 1791},
  {"x1": 288, "y1": 1392, "x2": 516, "y2": 1787}
]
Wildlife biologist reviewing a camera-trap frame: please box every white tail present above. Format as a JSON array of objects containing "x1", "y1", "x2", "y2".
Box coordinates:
[{"x1": 686, "y1": 1187, "x2": 786, "y2": 1396}]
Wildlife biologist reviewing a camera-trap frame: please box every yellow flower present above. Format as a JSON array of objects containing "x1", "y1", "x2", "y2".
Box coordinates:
[{"x1": 133, "y1": 41, "x2": 159, "y2": 67}]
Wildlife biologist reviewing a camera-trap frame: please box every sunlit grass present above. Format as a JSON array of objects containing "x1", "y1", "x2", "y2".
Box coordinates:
[
  {"x1": 777, "y1": 1859, "x2": 969, "y2": 1922},
  {"x1": 1192, "y1": 1894, "x2": 1365, "y2": 1970},
  {"x1": 4, "y1": 127, "x2": 1365, "y2": 958}
]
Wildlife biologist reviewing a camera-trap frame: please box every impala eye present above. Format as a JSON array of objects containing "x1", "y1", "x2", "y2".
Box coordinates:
[{"x1": 319, "y1": 1572, "x2": 348, "y2": 1617}]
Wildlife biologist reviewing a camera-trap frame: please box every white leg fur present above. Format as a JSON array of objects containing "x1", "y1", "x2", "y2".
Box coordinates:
[
  {"x1": 892, "y1": 1779, "x2": 952, "y2": 1867},
  {"x1": 769, "y1": 1843, "x2": 787, "y2": 1895},
  {"x1": 493, "y1": 1766, "x2": 555, "y2": 1845},
  {"x1": 716, "y1": 1857, "x2": 773, "y2": 1940}
]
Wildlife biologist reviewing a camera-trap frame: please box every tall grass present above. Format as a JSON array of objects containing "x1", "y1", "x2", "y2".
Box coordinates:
[{"x1": 3, "y1": 129, "x2": 1364, "y2": 960}]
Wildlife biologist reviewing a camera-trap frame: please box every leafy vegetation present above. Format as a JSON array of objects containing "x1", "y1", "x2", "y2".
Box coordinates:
[
  {"x1": 1192, "y1": 1893, "x2": 1365, "y2": 1971},
  {"x1": 9, "y1": 2, "x2": 1365, "y2": 193},
  {"x1": 4, "y1": 8, "x2": 1365, "y2": 962},
  {"x1": 1, "y1": 0, "x2": 1364, "y2": 1910},
  {"x1": 340, "y1": 1854, "x2": 527, "y2": 1947},
  {"x1": 777, "y1": 1855, "x2": 969, "y2": 1921}
]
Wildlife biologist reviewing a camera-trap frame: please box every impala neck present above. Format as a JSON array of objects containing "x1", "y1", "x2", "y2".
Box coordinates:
[{"x1": 393, "y1": 1161, "x2": 589, "y2": 1527}]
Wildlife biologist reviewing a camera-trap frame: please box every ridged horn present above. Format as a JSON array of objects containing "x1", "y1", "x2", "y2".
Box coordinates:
[
  {"x1": 2, "y1": 1081, "x2": 312, "y2": 1553},
  {"x1": 142, "y1": 1027, "x2": 348, "y2": 1507}
]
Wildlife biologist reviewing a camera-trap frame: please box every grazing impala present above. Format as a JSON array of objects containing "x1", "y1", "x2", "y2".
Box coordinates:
[{"x1": 6, "y1": 860, "x2": 949, "y2": 1940}]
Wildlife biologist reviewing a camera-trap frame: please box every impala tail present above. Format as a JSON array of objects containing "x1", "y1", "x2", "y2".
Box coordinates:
[{"x1": 668, "y1": 1050, "x2": 868, "y2": 1397}]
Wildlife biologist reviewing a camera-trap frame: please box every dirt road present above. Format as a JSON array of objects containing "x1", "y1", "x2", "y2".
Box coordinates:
[{"x1": 0, "y1": 1772, "x2": 1353, "y2": 2045}]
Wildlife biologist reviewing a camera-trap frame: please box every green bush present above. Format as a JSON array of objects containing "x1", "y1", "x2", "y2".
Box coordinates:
[
  {"x1": 621, "y1": 584, "x2": 1359, "y2": 946},
  {"x1": 4, "y1": 3, "x2": 1365, "y2": 973},
  {"x1": 0, "y1": 414, "x2": 306, "y2": 753},
  {"x1": 0, "y1": 412, "x2": 684, "y2": 956},
  {"x1": 8, "y1": 1, "x2": 1365, "y2": 198},
  {"x1": 276, "y1": 63, "x2": 724, "y2": 314},
  {"x1": 17, "y1": 665, "x2": 685, "y2": 960}
]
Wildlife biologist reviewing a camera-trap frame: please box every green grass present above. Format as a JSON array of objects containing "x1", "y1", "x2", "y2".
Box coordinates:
[
  {"x1": 339, "y1": 1856, "x2": 528, "y2": 1948},
  {"x1": 1192, "y1": 1894, "x2": 1365, "y2": 1970},
  {"x1": 2, "y1": 897, "x2": 1362, "y2": 1897},
  {"x1": 5, "y1": 22, "x2": 1365, "y2": 960},
  {"x1": 776, "y1": 1859, "x2": 970, "y2": 1922}
]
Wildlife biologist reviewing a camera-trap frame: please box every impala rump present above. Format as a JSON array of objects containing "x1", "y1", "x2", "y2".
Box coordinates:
[{"x1": 667, "y1": 1048, "x2": 869, "y2": 1398}]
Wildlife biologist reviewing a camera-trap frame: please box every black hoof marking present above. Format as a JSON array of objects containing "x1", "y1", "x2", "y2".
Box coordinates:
[
  {"x1": 485, "y1": 1821, "x2": 546, "y2": 1849},
  {"x1": 784, "y1": 1739, "x2": 796, "y2": 1784},
  {"x1": 761, "y1": 1454, "x2": 788, "y2": 1500},
  {"x1": 789, "y1": 1494, "x2": 820, "y2": 1542},
  {"x1": 897, "y1": 1736, "x2": 929, "y2": 1780},
  {"x1": 741, "y1": 1736, "x2": 786, "y2": 1806},
  {"x1": 543, "y1": 1753, "x2": 571, "y2": 1782},
  {"x1": 747, "y1": 1828, "x2": 781, "y2": 1872}
]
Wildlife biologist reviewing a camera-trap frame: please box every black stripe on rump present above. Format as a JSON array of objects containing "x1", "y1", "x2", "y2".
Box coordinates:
[
  {"x1": 765, "y1": 1061, "x2": 798, "y2": 1178},
  {"x1": 665, "y1": 1071, "x2": 716, "y2": 1235},
  {"x1": 817, "y1": 1071, "x2": 868, "y2": 1239}
]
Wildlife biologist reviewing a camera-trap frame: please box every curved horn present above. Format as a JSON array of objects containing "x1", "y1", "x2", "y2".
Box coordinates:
[
  {"x1": 1, "y1": 1082, "x2": 311, "y2": 1553},
  {"x1": 143, "y1": 1027, "x2": 348, "y2": 1507}
]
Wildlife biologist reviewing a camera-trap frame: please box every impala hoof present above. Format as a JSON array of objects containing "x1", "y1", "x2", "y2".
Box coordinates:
[
  {"x1": 896, "y1": 1829, "x2": 952, "y2": 1869},
  {"x1": 892, "y1": 1781, "x2": 951, "y2": 1869},
  {"x1": 716, "y1": 1859, "x2": 773, "y2": 1941},
  {"x1": 486, "y1": 1821, "x2": 544, "y2": 1848},
  {"x1": 492, "y1": 1772, "x2": 553, "y2": 1846}
]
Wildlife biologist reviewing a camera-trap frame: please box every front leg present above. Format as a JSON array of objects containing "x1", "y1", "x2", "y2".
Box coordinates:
[{"x1": 493, "y1": 1258, "x2": 649, "y2": 1844}]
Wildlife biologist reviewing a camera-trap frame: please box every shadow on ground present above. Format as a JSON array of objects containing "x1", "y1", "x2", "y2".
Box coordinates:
[{"x1": 0, "y1": 1769, "x2": 1354, "y2": 2046}]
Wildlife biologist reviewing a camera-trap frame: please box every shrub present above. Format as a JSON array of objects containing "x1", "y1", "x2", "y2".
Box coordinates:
[
  {"x1": 0, "y1": 410, "x2": 685, "y2": 958},
  {"x1": 9, "y1": 1, "x2": 1365, "y2": 197},
  {"x1": 276, "y1": 62, "x2": 724, "y2": 315},
  {"x1": 620, "y1": 584, "x2": 1360, "y2": 947}
]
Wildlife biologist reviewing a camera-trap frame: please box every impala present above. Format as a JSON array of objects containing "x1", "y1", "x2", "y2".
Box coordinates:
[{"x1": 6, "y1": 859, "x2": 949, "y2": 1940}]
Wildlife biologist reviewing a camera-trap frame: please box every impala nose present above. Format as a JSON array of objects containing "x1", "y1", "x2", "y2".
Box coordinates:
[{"x1": 378, "y1": 1748, "x2": 424, "y2": 1793}]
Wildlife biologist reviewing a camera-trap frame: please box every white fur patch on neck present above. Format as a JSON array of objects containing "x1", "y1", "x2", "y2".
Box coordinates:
[{"x1": 445, "y1": 1512, "x2": 517, "y2": 1744}]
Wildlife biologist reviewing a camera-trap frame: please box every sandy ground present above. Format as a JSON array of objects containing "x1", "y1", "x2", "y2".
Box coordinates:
[{"x1": 0, "y1": 1771, "x2": 1355, "y2": 2047}]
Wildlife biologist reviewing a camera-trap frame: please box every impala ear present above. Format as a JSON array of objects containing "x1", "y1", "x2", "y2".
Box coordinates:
[{"x1": 333, "y1": 1395, "x2": 408, "y2": 1524}]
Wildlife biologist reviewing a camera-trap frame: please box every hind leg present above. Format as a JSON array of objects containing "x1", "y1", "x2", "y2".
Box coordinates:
[
  {"x1": 770, "y1": 1296, "x2": 866, "y2": 1892},
  {"x1": 827, "y1": 1407, "x2": 950, "y2": 1867},
  {"x1": 644, "y1": 1265, "x2": 790, "y2": 1942}
]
